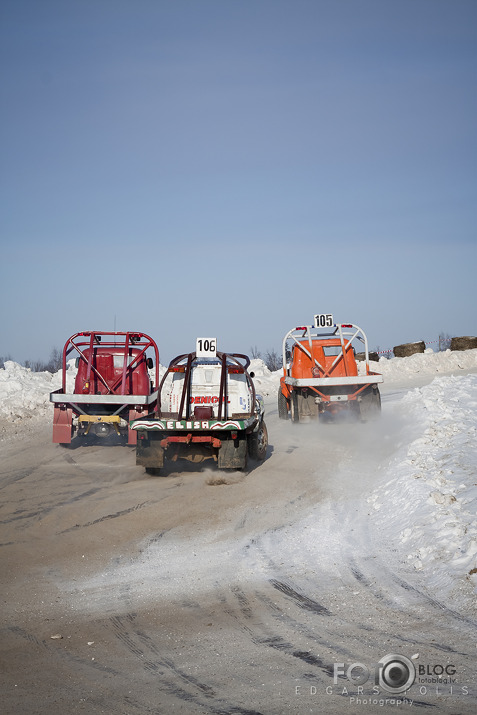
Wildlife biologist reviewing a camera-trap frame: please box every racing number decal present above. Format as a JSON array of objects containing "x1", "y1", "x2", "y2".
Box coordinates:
[
  {"x1": 314, "y1": 314, "x2": 334, "y2": 328},
  {"x1": 196, "y1": 337, "x2": 217, "y2": 357}
]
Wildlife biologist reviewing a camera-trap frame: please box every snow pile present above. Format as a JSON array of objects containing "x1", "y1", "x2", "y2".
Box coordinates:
[
  {"x1": 368, "y1": 374, "x2": 477, "y2": 608},
  {"x1": 366, "y1": 348, "x2": 477, "y2": 383},
  {"x1": 0, "y1": 361, "x2": 70, "y2": 421},
  {"x1": 249, "y1": 358, "x2": 279, "y2": 396}
]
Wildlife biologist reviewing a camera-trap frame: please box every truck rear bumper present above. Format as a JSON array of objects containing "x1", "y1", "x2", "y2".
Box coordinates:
[
  {"x1": 50, "y1": 389, "x2": 159, "y2": 405},
  {"x1": 284, "y1": 375, "x2": 383, "y2": 387},
  {"x1": 130, "y1": 416, "x2": 257, "y2": 431}
]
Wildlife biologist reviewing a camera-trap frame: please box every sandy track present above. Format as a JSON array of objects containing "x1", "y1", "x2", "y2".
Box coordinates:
[{"x1": 1, "y1": 391, "x2": 476, "y2": 714}]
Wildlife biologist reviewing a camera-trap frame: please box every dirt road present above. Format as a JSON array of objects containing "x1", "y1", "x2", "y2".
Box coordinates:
[{"x1": 1, "y1": 388, "x2": 476, "y2": 714}]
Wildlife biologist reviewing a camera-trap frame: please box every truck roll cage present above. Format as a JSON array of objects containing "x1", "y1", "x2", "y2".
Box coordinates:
[
  {"x1": 158, "y1": 352, "x2": 256, "y2": 421},
  {"x1": 61, "y1": 331, "x2": 159, "y2": 395},
  {"x1": 282, "y1": 323, "x2": 373, "y2": 378}
]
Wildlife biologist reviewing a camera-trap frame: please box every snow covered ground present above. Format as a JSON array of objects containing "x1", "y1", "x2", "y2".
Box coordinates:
[
  {"x1": 369, "y1": 372, "x2": 477, "y2": 611},
  {"x1": 1, "y1": 349, "x2": 476, "y2": 614}
]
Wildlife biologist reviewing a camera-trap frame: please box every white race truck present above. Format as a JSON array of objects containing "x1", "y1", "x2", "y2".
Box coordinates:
[{"x1": 131, "y1": 340, "x2": 268, "y2": 474}]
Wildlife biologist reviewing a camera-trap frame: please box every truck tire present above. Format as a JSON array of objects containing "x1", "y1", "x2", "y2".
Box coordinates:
[
  {"x1": 450, "y1": 336, "x2": 477, "y2": 351},
  {"x1": 278, "y1": 390, "x2": 289, "y2": 420},
  {"x1": 359, "y1": 388, "x2": 381, "y2": 421},
  {"x1": 290, "y1": 391, "x2": 300, "y2": 423},
  {"x1": 393, "y1": 341, "x2": 425, "y2": 358},
  {"x1": 145, "y1": 467, "x2": 162, "y2": 476},
  {"x1": 248, "y1": 420, "x2": 268, "y2": 461}
]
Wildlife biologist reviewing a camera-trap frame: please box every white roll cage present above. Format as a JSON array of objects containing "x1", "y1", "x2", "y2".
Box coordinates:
[{"x1": 282, "y1": 323, "x2": 377, "y2": 382}]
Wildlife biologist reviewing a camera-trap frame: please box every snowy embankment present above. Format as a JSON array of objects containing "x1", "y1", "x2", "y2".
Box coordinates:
[{"x1": 368, "y1": 373, "x2": 477, "y2": 611}]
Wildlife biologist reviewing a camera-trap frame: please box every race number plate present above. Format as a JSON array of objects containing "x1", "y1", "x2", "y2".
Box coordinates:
[
  {"x1": 314, "y1": 314, "x2": 334, "y2": 328},
  {"x1": 196, "y1": 337, "x2": 217, "y2": 357}
]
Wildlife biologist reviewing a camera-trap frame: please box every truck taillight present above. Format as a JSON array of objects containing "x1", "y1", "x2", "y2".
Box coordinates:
[
  {"x1": 295, "y1": 326, "x2": 307, "y2": 331},
  {"x1": 341, "y1": 324, "x2": 353, "y2": 328},
  {"x1": 171, "y1": 366, "x2": 186, "y2": 373},
  {"x1": 227, "y1": 367, "x2": 244, "y2": 374}
]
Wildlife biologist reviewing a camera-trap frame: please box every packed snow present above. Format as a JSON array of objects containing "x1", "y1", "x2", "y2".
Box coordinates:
[
  {"x1": 368, "y1": 373, "x2": 477, "y2": 604},
  {"x1": 1, "y1": 349, "x2": 476, "y2": 613}
]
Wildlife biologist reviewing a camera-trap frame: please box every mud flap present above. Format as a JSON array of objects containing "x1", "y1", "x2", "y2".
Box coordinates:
[
  {"x1": 359, "y1": 387, "x2": 381, "y2": 421},
  {"x1": 52, "y1": 405, "x2": 73, "y2": 444},
  {"x1": 128, "y1": 409, "x2": 142, "y2": 446},
  {"x1": 136, "y1": 432, "x2": 164, "y2": 468},
  {"x1": 218, "y1": 436, "x2": 248, "y2": 470},
  {"x1": 297, "y1": 392, "x2": 319, "y2": 419}
]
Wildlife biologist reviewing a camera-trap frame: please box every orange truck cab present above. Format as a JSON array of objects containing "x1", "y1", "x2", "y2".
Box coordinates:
[{"x1": 278, "y1": 317, "x2": 383, "y2": 422}]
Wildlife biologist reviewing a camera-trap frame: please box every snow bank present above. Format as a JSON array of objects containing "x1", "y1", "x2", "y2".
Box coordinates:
[
  {"x1": 368, "y1": 374, "x2": 477, "y2": 610},
  {"x1": 249, "y1": 358, "x2": 280, "y2": 396},
  {"x1": 0, "y1": 361, "x2": 65, "y2": 421},
  {"x1": 366, "y1": 348, "x2": 477, "y2": 383}
]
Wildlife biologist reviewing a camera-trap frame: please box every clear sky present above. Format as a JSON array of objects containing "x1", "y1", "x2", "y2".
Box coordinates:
[{"x1": 1, "y1": 0, "x2": 476, "y2": 366}]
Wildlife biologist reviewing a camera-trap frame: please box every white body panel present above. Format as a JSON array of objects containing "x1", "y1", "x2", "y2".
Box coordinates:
[{"x1": 169, "y1": 364, "x2": 252, "y2": 417}]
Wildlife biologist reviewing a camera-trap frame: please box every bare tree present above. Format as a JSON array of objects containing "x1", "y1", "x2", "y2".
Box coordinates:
[
  {"x1": 21, "y1": 348, "x2": 62, "y2": 373},
  {"x1": 438, "y1": 332, "x2": 452, "y2": 352},
  {"x1": 264, "y1": 348, "x2": 281, "y2": 372},
  {"x1": 47, "y1": 347, "x2": 62, "y2": 373},
  {"x1": 250, "y1": 345, "x2": 262, "y2": 359},
  {"x1": 0, "y1": 354, "x2": 13, "y2": 369}
]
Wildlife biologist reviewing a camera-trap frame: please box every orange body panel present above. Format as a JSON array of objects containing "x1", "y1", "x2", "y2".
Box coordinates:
[{"x1": 290, "y1": 339, "x2": 358, "y2": 380}]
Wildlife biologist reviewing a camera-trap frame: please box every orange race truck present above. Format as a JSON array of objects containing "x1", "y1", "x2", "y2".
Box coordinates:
[{"x1": 278, "y1": 315, "x2": 383, "y2": 423}]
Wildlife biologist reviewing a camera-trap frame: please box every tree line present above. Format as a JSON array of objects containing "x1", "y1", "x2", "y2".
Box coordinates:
[{"x1": 0, "y1": 348, "x2": 62, "y2": 373}]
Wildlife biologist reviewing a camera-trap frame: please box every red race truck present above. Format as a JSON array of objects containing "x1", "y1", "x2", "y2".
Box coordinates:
[
  {"x1": 278, "y1": 315, "x2": 383, "y2": 422},
  {"x1": 50, "y1": 331, "x2": 159, "y2": 445}
]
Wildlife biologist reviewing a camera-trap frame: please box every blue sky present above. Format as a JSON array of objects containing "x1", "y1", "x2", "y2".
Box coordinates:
[{"x1": 1, "y1": 0, "x2": 476, "y2": 366}]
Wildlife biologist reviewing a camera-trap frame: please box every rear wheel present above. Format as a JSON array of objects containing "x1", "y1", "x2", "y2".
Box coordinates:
[
  {"x1": 145, "y1": 467, "x2": 162, "y2": 476},
  {"x1": 278, "y1": 390, "x2": 289, "y2": 420},
  {"x1": 290, "y1": 391, "x2": 300, "y2": 423},
  {"x1": 248, "y1": 420, "x2": 268, "y2": 460}
]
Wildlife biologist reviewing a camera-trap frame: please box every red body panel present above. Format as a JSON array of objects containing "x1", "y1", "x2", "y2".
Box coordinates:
[{"x1": 74, "y1": 347, "x2": 151, "y2": 396}]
